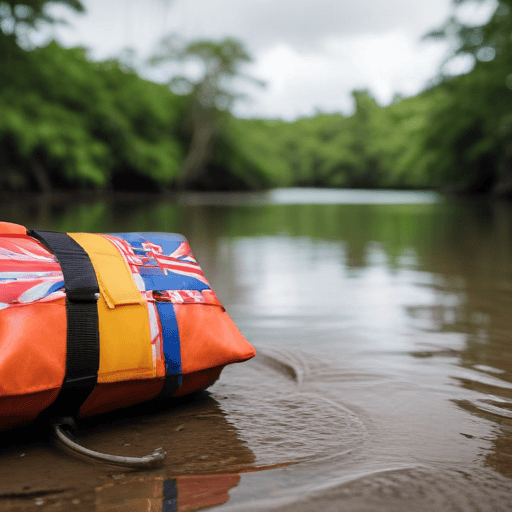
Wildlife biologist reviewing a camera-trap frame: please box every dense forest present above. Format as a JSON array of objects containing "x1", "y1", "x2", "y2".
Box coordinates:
[{"x1": 1, "y1": 0, "x2": 511, "y2": 195}]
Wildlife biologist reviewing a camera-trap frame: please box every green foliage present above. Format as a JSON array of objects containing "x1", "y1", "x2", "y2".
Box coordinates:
[
  {"x1": 0, "y1": 0, "x2": 84, "y2": 48},
  {"x1": 225, "y1": 89, "x2": 443, "y2": 190},
  {"x1": 2, "y1": 31, "x2": 500, "y2": 194},
  {"x1": 221, "y1": 0, "x2": 512, "y2": 194},
  {"x1": 211, "y1": 117, "x2": 286, "y2": 189},
  {"x1": 2, "y1": 0, "x2": 510, "y2": 195},
  {"x1": 0, "y1": 41, "x2": 185, "y2": 192},
  {"x1": 418, "y1": 0, "x2": 512, "y2": 194},
  {"x1": 150, "y1": 36, "x2": 265, "y2": 189}
]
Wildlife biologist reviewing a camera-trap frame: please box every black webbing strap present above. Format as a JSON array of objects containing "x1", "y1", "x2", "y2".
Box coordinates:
[{"x1": 28, "y1": 229, "x2": 100, "y2": 418}]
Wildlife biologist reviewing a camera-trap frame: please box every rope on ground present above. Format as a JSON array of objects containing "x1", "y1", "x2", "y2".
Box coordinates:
[{"x1": 52, "y1": 421, "x2": 166, "y2": 469}]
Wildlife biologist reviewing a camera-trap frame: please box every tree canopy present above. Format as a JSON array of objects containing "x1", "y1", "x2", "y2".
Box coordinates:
[
  {"x1": 0, "y1": 0, "x2": 84, "y2": 47},
  {"x1": 150, "y1": 36, "x2": 265, "y2": 189},
  {"x1": 1, "y1": 0, "x2": 511, "y2": 196},
  {"x1": 419, "y1": 0, "x2": 512, "y2": 194}
]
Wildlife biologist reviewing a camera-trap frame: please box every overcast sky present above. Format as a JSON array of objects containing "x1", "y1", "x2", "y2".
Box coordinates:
[{"x1": 47, "y1": 0, "x2": 495, "y2": 120}]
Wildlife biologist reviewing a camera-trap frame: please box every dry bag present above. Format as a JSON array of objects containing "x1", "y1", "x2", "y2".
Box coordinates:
[{"x1": 0, "y1": 222, "x2": 255, "y2": 430}]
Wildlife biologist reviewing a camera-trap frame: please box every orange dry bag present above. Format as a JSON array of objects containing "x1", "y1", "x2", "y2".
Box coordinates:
[{"x1": 0, "y1": 222, "x2": 255, "y2": 433}]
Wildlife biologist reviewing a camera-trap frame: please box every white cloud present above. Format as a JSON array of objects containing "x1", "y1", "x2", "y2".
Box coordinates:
[
  {"x1": 234, "y1": 31, "x2": 448, "y2": 119},
  {"x1": 46, "y1": 0, "x2": 459, "y2": 120},
  {"x1": 167, "y1": 0, "x2": 453, "y2": 52}
]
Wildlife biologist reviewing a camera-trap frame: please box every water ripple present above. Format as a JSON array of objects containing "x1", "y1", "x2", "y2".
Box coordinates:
[{"x1": 213, "y1": 349, "x2": 368, "y2": 467}]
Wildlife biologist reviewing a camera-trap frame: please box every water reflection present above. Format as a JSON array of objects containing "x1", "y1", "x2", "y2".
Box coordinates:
[
  {"x1": 399, "y1": 199, "x2": 512, "y2": 480},
  {"x1": 3, "y1": 190, "x2": 512, "y2": 509},
  {"x1": 94, "y1": 473, "x2": 241, "y2": 512},
  {"x1": 0, "y1": 393, "x2": 255, "y2": 512}
]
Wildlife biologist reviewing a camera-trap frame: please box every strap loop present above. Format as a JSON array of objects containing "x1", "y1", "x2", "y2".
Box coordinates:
[{"x1": 52, "y1": 419, "x2": 165, "y2": 468}]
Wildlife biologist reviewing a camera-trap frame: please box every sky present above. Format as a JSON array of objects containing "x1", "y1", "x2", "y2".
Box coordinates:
[{"x1": 46, "y1": 0, "x2": 496, "y2": 120}]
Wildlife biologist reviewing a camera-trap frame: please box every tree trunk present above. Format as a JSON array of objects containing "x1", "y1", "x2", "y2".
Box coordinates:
[
  {"x1": 493, "y1": 143, "x2": 512, "y2": 197},
  {"x1": 29, "y1": 157, "x2": 52, "y2": 195},
  {"x1": 177, "y1": 109, "x2": 218, "y2": 190}
]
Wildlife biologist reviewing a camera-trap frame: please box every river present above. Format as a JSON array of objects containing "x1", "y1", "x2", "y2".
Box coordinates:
[{"x1": 1, "y1": 188, "x2": 512, "y2": 511}]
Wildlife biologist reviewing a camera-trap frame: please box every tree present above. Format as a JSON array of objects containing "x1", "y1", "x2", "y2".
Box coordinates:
[
  {"x1": 0, "y1": 1, "x2": 86, "y2": 194},
  {"x1": 424, "y1": 0, "x2": 512, "y2": 71},
  {"x1": 150, "y1": 36, "x2": 264, "y2": 189},
  {"x1": 0, "y1": 0, "x2": 84, "y2": 48},
  {"x1": 421, "y1": 0, "x2": 512, "y2": 194}
]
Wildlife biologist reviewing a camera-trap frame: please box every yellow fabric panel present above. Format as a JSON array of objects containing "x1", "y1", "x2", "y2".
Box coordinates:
[
  {"x1": 69, "y1": 233, "x2": 156, "y2": 383},
  {"x1": 69, "y1": 233, "x2": 143, "y2": 309}
]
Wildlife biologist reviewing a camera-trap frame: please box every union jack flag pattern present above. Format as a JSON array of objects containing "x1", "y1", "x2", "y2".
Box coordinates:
[
  {"x1": 105, "y1": 232, "x2": 222, "y2": 376},
  {"x1": 0, "y1": 238, "x2": 65, "y2": 309}
]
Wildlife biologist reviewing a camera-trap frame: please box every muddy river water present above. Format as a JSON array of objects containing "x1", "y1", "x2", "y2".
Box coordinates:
[{"x1": 2, "y1": 188, "x2": 512, "y2": 511}]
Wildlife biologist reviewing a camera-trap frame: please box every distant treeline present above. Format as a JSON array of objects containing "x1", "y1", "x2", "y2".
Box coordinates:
[{"x1": 1, "y1": 0, "x2": 511, "y2": 195}]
